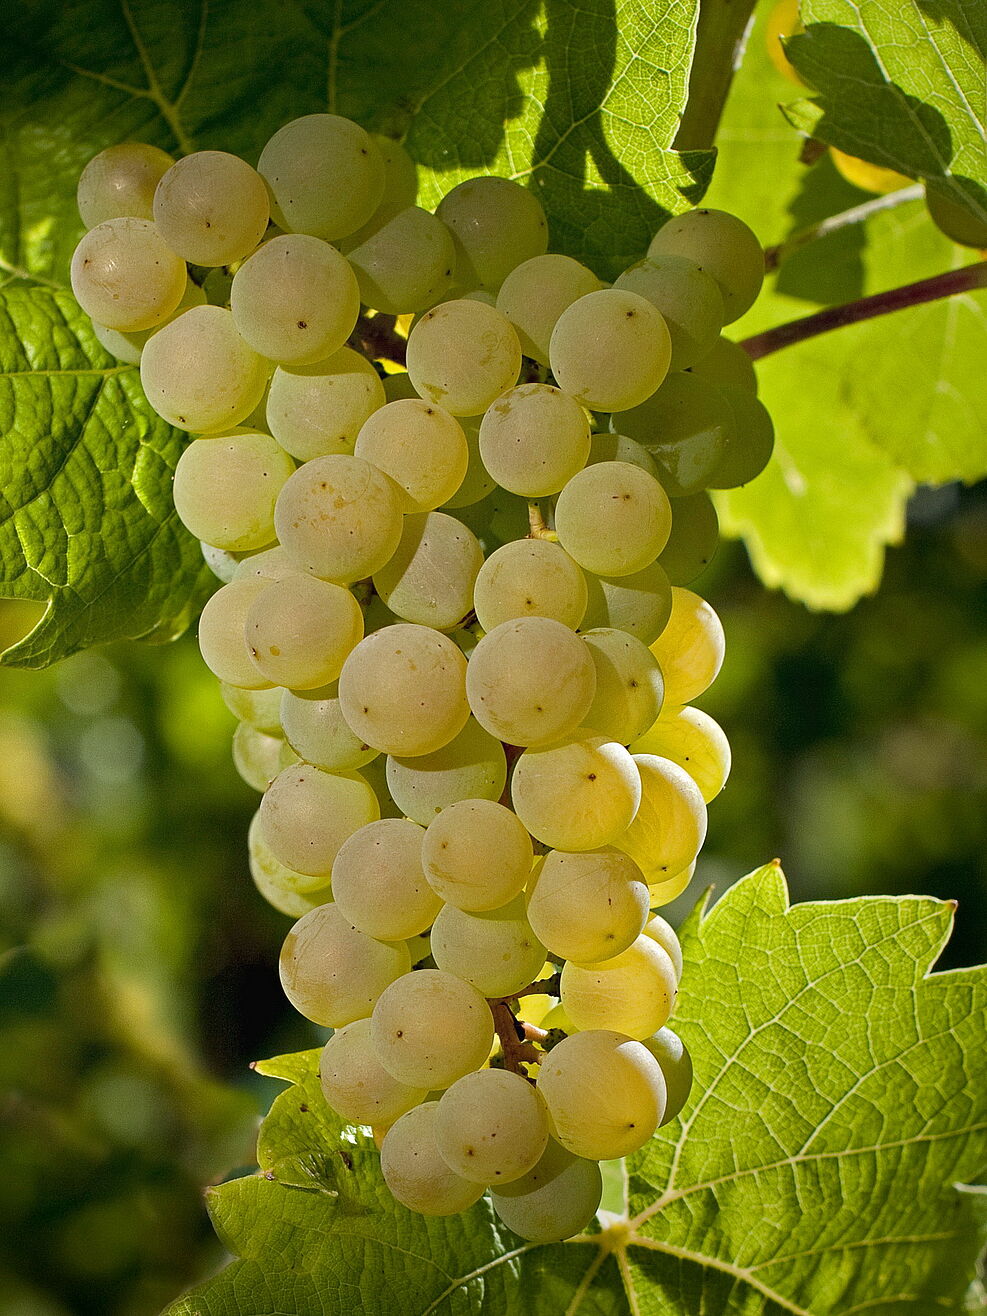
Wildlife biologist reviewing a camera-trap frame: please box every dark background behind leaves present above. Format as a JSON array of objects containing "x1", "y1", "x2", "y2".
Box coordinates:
[{"x1": 1, "y1": 0, "x2": 985, "y2": 1311}]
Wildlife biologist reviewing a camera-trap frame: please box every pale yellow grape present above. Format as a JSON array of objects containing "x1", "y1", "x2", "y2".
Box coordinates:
[
  {"x1": 233, "y1": 544, "x2": 303, "y2": 583},
  {"x1": 490, "y1": 1138, "x2": 603, "y2": 1242},
  {"x1": 478, "y1": 383, "x2": 591, "y2": 497},
  {"x1": 371, "y1": 969, "x2": 494, "y2": 1089},
  {"x1": 77, "y1": 142, "x2": 174, "y2": 227},
  {"x1": 587, "y1": 430, "x2": 658, "y2": 477},
  {"x1": 466, "y1": 617, "x2": 596, "y2": 748},
  {"x1": 422, "y1": 799, "x2": 532, "y2": 911},
  {"x1": 338, "y1": 137, "x2": 419, "y2": 250},
  {"x1": 200, "y1": 541, "x2": 240, "y2": 584},
  {"x1": 707, "y1": 385, "x2": 775, "y2": 489},
  {"x1": 280, "y1": 901, "x2": 410, "y2": 1027},
  {"x1": 381, "y1": 1102, "x2": 486, "y2": 1215},
  {"x1": 140, "y1": 305, "x2": 270, "y2": 433},
  {"x1": 536, "y1": 1030, "x2": 667, "y2": 1159},
  {"x1": 331, "y1": 819, "x2": 441, "y2": 940},
  {"x1": 279, "y1": 685, "x2": 379, "y2": 771},
  {"x1": 648, "y1": 587, "x2": 725, "y2": 704},
  {"x1": 555, "y1": 461, "x2": 672, "y2": 577},
  {"x1": 386, "y1": 718, "x2": 507, "y2": 824},
  {"x1": 431, "y1": 895, "x2": 546, "y2": 998},
  {"x1": 221, "y1": 681, "x2": 283, "y2": 734},
  {"x1": 230, "y1": 234, "x2": 361, "y2": 365},
  {"x1": 258, "y1": 114, "x2": 386, "y2": 240},
  {"x1": 473, "y1": 539, "x2": 587, "y2": 633},
  {"x1": 248, "y1": 811, "x2": 333, "y2": 914},
  {"x1": 90, "y1": 275, "x2": 206, "y2": 365},
  {"x1": 406, "y1": 300, "x2": 521, "y2": 415},
  {"x1": 614, "y1": 255, "x2": 725, "y2": 371},
  {"x1": 372, "y1": 512, "x2": 482, "y2": 631},
  {"x1": 347, "y1": 206, "x2": 455, "y2": 314},
  {"x1": 560, "y1": 937, "x2": 678, "y2": 1040},
  {"x1": 581, "y1": 627, "x2": 664, "y2": 745},
  {"x1": 259, "y1": 763, "x2": 380, "y2": 876},
  {"x1": 526, "y1": 847, "x2": 648, "y2": 963},
  {"x1": 266, "y1": 348, "x2": 386, "y2": 462},
  {"x1": 338, "y1": 624, "x2": 469, "y2": 757},
  {"x1": 581, "y1": 560, "x2": 674, "y2": 646},
  {"x1": 496, "y1": 253, "x2": 604, "y2": 365},
  {"x1": 172, "y1": 431, "x2": 295, "y2": 553},
  {"x1": 232, "y1": 721, "x2": 295, "y2": 792},
  {"x1": 436, "y1": 1069, "x2": 549, "y2": 1185},
  {"x1": 647, "y1": 208, "x2": 764, "y2": 324},
  {"x1": 245, "y1": 574, "x2": 364, "y2": 689},
  {"x1": 441, "y1": 413, "x2": 495, "y2": 509},
  {"x1": 643, "y1": 1027, "x2": 694, "y2": 1125},
  {"x1": 436, "y1": 177, "x2": 548, "y2": 290},
  {"x1": 153, "y1": 150, "x2": 269, "y2": 265},
  {"x1": 689, "y1": 335, "x2": 758, "y2": 393},
  {"x1": 643, "y1": 913, "x2": 683, "y2": 981},
  {"x1": 614, "y1": 754, "x2": 707, "y2": 883},
  {"x1": 354, "y1": 400, "x2": 468, "y2": 512},
  {"x1": 197, "y1": 577, "x2": 274, "y2": 689},
  {"x1": 319, "y1": 1018, "x2": 427, "y2": 1127},
  {"x1": 274, "y1": 454, "x2": 404, "y2": 584},
  {"x1": 549, "y1": 289, "x2": 671, "y2": 412},
  {"x1": 649, "y1": 860, "x2": 696, "y2": 908},
  {"x1": 511, "y1": 732, "x2": 641, "y2": 851},
  {"x1": 71, "y1": 218, "x2": 187, "y2": 331},
  {"x1": 658, "y1": 492, "x2": 719, "y2": 586},
  {"x1": 631, "y1": 704, "x2": 731, "y2": 802}
]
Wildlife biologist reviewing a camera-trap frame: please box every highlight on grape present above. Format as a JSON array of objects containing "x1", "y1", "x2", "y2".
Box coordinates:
[{"x1": 69, "y1": 112, "x2": 770, "y2": 1242}]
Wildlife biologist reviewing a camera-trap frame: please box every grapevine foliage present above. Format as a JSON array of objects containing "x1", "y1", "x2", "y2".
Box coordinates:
[{"x1": 165, "y1": 865, "x2": 987, "y2": 1314}]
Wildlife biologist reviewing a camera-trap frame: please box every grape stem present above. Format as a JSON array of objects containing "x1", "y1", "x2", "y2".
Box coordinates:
[
  {"x1": 491, "y1": 1000, "x2": 543, "y2": 1074},
  {"x1": 762, "y1": 185, "x2": 925, "y2": 273},
  {"x1": 527, "y1": 501, "x2": 558, "y2": 541},
  {"x1": 510, "y1": 973, "x2": 561, "y2": 1000},
  {"x1": 741, "y1": 260, "x2": 987, "y2": 360}
]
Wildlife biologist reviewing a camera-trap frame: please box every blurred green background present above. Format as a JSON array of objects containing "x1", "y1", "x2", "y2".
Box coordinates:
[{"x1": 2, "y1": 476, "x2": 984, "y2": 1315}]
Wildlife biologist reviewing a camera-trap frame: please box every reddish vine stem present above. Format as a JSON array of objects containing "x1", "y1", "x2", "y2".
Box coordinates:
[
  {"x1": 490, "y1": 1000, "x2": 543, "y2": 1074},
  {"x1": 742, "y1": 261, "x2": 987, "y2": 360}
]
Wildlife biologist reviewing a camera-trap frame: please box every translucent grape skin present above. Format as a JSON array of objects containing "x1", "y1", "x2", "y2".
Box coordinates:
[
  {"x1": 435, "y1": 1069, "x2": 550, "y2": 1185},
  {"x1": 554, "y1": 461, "x2": 673, "y2": 577},
  {"x1": 631, "y1": 704, "x2": 731, "y2": 802},
  {"x1": 140, "y1": 305, "x2": 270, "y2": 433},
  {"x1": 643, "y1": 913, "x2": 683, "y2": 981},
  {"x1": 643, "y1": 1027, "x2": 694, "y2": 1125},
  {"x1": 222, "y1": 682, "x2": 283, "y2": 735},
  {"x1": 614, "y1": 753, "x2": 708, "y2": 884},
  {"x1": 274, "y1": 454, "x2": 405, "y2": 585},
  {"x1": 581, "y1": 627, "x2": 665, "y2": 745},
  {"x1": 496, "y1": 253, "x2": 604, "y2": 365},
  {"x1": 478, "y1": 383, "x2": 591, "y2": 498},
  {"x1": 647, "y1": 208, "x2": 764, "y2": 324},
  {"x1": 560, "y1": 935, "x2": 679, "y2": 1040},
  {"x1": 266, "y1": 348, "x2": 386, "y2": 462},
  {"x1": 153, "y1": 150, "x2": 270, "y2": 266},
  {"x1": 466, "y1": 617, "x2": 597, "y2": 748},
  {"x1": 421, "y1": 798, "x2": 533, "y2": 911},
  {"x1": 172, "y1": 431, "x2": 296, "y2": 553},
  {"x1": 430, "y1": 895, "x2": 547, "y2": 998},
  {"x1": 337, "y1": 624, "x2": 470, "y2": 757},
  {"x1": 385, "y1": 717, "x2": 507, "y2": 824},
  {"x1": 688, "y1": 336, "x2": 758, "y2": 394},
  {"x1": 90, "y1": 275, "x2": 206, "y2": 365},
  {"x1": 232, "y1": 720, "x2": 294, "y2": 792},
  {"x1": 248, "y1": 811, "x2": 333, "y2": 916},
  {"x1": 71, "y1": 218, "x2": 187, "y2": 332},
  {"x1": 77, "y1": 142, "x2": 175, "y2": 227},
  {"x1": 258, "y1": 114, "x2": 386, "y2": 241},
  {"x1": 614, "y1": 255, "x2": 725, "y2": 371},
  {"x1": 330, "y1": 818, "x2": 441, "y2": 940},
  {"x1": 707, "y1": 385, "x2": 775, "y2": 489},
  {"x1": 259, "y1": 762, "x2": 380, "y2": 876},
  {"x1": 370, "y1": 969, "x2": 495, "y2": 1090},
  {"x1": 319, "y1": 1017, "x2": 427, "y2": 1127},
  {"x1": 406, "y1": 299, "x2": 521, "y2": 416},
  {"x1": 346, "y1": 205, "x2": 456, "y2": 314},
  {"x1": 526, "y1": 847, "x2": 649, "y2": 964},
  {"x1": 436, "y1": 176, "x2": 549, "y2": 290},
  {"x1": 380, "y1": 1102, "x2": 486, "y2": 1216},
  {"x1": 279, "y1": 902, "x2": 411, "y2": 1028},
  {"x1": 279, "y1": 685, "x2": 379, "y2": 772},
  {"x1": 197, "y1": 577, "x2": 275, "y2": 690},
  {"x1": 549, "y1": 288, "x2": 672, "y2": 412},
  {"x1": 372, "y1": 512, "x2": 483, "y2": 631},
  {"x1": 230, "y1": 234, "x2": 361, "y2": 365},
  {"x1": 473, "y1": 538, "x2": 587, "y2": 633},
  {"x1": 536, "y1": 1030, "x2": 667, "y2": 1159},
  {"x1": 658, "y1": 492, "x2": 719, "y2": 585},
  {"x1": 616, "y1": 372, "x2": 733, "y2": 498},
  {"x1": 581, "y1": 560, "x2": 674, "y2": 646},
  {"x1": 489, "y1": 1137, "x2": 603, "y2": 1242},
  {"x1": 354, "y1": 401, "x2": 469, "y2": 513},
  {"x1": 244, "y1": 574, "x2": 364, "y2": 690},
  {"x1": 511, "y1": 731, "x2": 642, "y2": 852},
  {"x1": 648, "y1": 587, "x2": 726, "y2": 705}
]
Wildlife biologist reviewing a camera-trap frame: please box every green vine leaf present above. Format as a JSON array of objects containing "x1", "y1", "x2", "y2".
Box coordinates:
[
  {"x1": 164, "y1": 864, "x2": 987, "y2": 1315},
  {"x1": 0, "y1": 287, "x2": 211, "y2": 667},
  {"x1": 783, "y1": 0, "x2": 987, "y2": 227}
]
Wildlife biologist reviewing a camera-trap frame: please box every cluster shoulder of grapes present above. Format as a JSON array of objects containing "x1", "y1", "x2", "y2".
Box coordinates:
[{"x1": 69, "y1": 112, "x2": 764, "y2": 1241}]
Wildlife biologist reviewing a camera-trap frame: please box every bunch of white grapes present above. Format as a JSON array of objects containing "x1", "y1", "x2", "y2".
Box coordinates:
[{"x1": 70, "y1": 112, "x2": 766, "y2": 1243}]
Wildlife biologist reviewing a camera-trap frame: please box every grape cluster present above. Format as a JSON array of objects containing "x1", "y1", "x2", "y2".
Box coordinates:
[{"x1": 70, "y1": 113, "x2": 767, "y2": 1242}]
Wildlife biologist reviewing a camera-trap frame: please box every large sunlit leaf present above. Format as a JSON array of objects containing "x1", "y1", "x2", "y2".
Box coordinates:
[{"x1": 164, "y1": 864, "x2": 987, "y2": 1314}]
